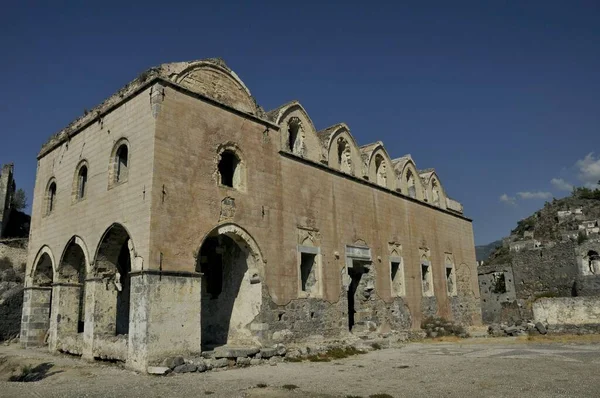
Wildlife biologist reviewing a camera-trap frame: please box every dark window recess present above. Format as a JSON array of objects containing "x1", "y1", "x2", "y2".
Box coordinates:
[
  {"x1": 300, "y1": 252, "x2": 316, "y2": 292},
  {"x1": 391, "y1": 262, "x2": 400, "y2": 281},
  {"x1": 116, "y1": 145, "x2": 129, "y2": 182},
  {"x1": 218, "y1": 151, "x2": 239, "y2": 188}
]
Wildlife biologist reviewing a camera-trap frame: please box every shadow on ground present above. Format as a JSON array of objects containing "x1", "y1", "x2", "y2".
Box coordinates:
[{"x1": 8, "y1": 362, "x2": 62, "y2": 382}]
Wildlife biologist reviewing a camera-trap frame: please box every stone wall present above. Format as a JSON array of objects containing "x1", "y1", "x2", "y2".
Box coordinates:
[
  {"x1": 511, "y1": 242, "x2": 578, "y2": 301},
  {"x1": 0, "y1": 164, "x2": 15, "y2": 237},
  {"x1": 478, "y1": 240, "x2": 600, "y2": 324},
  {"x1": 477, "y1": 263, "x2": 520, "y2": 324},
  {"x1": 0, "y1": 239, "x2": 27, "y2": 340},
  {"x1": 533, "y1": 297, "x2": 600, "y2": 326}
]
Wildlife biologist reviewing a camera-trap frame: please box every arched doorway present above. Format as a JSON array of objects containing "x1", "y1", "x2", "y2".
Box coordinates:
[
  {"x1": 58, "y1": 238, "x2": 88, "y2": 334},
  {"x1": 588, "y1": 251, "x2": 600, "y2": 274},
  {"x1": 196, "y1": 224, "x2": 264, "y2": 350},
  {"x1": 32, "y1": 251, "x2": 54, "y2": 287},
  {"x1": 21, "y1": 247, "x2": 54, "y2": 347},
  {"x1": 94, "y1": 224, "x2": 133, "y2": 336}
]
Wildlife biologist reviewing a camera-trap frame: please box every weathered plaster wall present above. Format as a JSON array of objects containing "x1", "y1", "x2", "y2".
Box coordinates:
[
  {"x1": 148, "y1": 85, "x2": 480, "y2": 343},
  {"x1": 27, "y1": 86, "x2": 157, "y2": 282},
  {"x1": 128, "y1": 272, "x2": 201, "y2": 369},
  {"x1": 533, "y1": 297, "x2": 600, "y2": 325}
]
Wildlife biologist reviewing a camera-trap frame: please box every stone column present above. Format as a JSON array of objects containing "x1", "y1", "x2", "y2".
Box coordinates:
[
  {"x1": 20, "y1": 287, "x2": 52, "y2": 348},
  {"x1": 48, "y1": 283, "x2": 82, "y2": 352},
  {"x1": 82, "y1": 277, "x2": 113, "y2": 360},
  {"x1": 127, "y1": 270, "x2": 201, "y2": 372}
]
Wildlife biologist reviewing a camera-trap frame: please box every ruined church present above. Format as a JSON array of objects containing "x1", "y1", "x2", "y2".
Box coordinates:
[{"x1": 21, "y1": 58, "x2": 481, "y2": 372}]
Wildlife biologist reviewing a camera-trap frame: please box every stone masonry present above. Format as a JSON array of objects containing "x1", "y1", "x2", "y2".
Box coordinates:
[
  {"x1": 22, "y1": 58, "x2": 481, "y2": 372},
  {"x1": 0, "y1": 163, "x2": 16, "y2": 237}
]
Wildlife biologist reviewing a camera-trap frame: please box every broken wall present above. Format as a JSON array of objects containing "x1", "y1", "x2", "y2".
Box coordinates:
[
  {"x1": 477, "y1": 263, "x2": 520, "y2": 324},
  {"x1": 0, "y1": 239, "x2": 27, "y2": 340},
  {"x1": 533, "y1": 297, "x2": 600, "y2": 333}
]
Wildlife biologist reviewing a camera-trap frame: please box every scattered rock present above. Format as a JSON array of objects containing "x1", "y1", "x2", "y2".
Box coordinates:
[
  {"x1": 236, "y1": 357, "x2": 251, "y2": 367},
  {"x1": 276, "y1": 344, "x2": 287, "y2": 356},
  {"x1": 272, "y1": 329, "x2": 294, "y2": 342},
  {"x1": 250, "y1": 358, "x2": 263, "y2": 366},
  {"x1": 269, "y1": 356, "x2": 283, "y2": 365},
  {"x1": 213, "y1": 347, "x2": 260, "y2": 358},
  {"x1": 535, "y1": 322, "x2": 548, "y2": 335},
  {"x1": 196, "y1": 363, "x2": 207, "y2": 372},
  {"x1": 213, "y1": 358, "x2": 229, "y2": 368},
  {"x1": 162, "y1": 356, "x2": 185, "y2": 369},
  {"x1": 147, "y1": 366, "x2": 171, "y2": 375},
  {"x1": 173, "y1": 364, "x2": 197, "y2": 373},
  {"x1": 260, "y1": 347, "x2": 278, "y2": 358}
]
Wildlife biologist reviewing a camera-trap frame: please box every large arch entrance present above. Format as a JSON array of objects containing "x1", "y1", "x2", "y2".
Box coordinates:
[
  {"x1": 94, "y1": 224, "x2": 133, "y2": 336},
  {"x1": 196, "y1": 224, "x2": 264, "y2": 350},
  {"x1": 21, "y1": 247, "x2": 54, "y2": 347},
  {"x1": 57, "y1": 238, "x2": 88, "y2": 334}
]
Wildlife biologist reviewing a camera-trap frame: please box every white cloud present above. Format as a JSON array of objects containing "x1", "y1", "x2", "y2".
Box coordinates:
[
  {"x1": 499, "y1": 193, "x2": 516, "y2": 205},
  {"x1": 576, "y1": 153, "x2": 600, "y2": 187},
  {"x1": 551, "y1": 178, "x2": 573, "y2": 192},
  {"x1": 516, "y1": 191, "x2": 552, "y2": 200}
]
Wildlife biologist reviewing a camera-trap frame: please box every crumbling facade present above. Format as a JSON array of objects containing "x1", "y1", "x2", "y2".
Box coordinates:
[
  {"x1": 0, "y1": 164, "x2": 16, "y2": 237},
  {"x1": 21, "y1": 58, "x2": 480, "y2": 372},
  {"x1": 478, "y1": 238, "x2": 600, "y2": 324}
]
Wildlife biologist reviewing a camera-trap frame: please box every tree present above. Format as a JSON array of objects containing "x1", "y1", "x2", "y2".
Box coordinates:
[{"x1": 11, "y1": 189, "x2": 27, "y2": 211}]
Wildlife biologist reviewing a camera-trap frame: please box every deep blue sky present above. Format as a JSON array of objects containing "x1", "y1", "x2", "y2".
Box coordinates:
[{"x1": 1, "y1": 1, "x2": 599, "y2": 245}]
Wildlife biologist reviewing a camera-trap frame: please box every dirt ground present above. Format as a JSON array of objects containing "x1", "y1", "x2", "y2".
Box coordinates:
[{"x1": 2, "y1": 336, "x2": 600, "y2": 398}]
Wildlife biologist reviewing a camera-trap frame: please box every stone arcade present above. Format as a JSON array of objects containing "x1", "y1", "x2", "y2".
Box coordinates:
[{"x1": 21, "y1": 59, "x2": 481, "y2": 372}]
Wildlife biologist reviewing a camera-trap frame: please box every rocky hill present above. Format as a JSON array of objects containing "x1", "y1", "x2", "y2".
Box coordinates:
[
  {"x1": 475, "y1": 240, "x2": 502, "y2": 262},
  {"x1": 484, "y1": 187, "x2": 600, "y2": 266}
]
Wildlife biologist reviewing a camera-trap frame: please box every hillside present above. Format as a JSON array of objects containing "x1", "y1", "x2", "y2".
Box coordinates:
[
  {"x1": 485, "y1": 187, "x2": 600, "y2": 266},
  {"x1": 475, "y1": 240, "x2": 502, "y2": 262}
]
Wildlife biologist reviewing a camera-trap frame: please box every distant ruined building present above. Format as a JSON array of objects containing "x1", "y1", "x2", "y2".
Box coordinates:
[
  {"x1": 479, "y1": 206, "x2": 600, "y2": 326},
  {"x1": 21, "y1": 59, "x2": 481, "y2": 372}
]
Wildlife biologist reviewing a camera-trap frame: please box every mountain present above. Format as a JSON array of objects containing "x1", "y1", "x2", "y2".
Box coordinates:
[{"x1": 475, "y1": 240, "x2": 502, "y2": 262}]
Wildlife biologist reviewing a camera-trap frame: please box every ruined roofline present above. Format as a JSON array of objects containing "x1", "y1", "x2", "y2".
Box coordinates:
[
  {"x1": 38, "y1": 58, "x2": 465, "y2": 215},
  {"x1": 268, "y1": 100, "x2": 463, "y2": 214},
  {"x1": 279, "y1": 150, "x2": 472, "y2": 222},
  {"x1": 38, "y1": 58, "x2": 279, "y2": 160}
]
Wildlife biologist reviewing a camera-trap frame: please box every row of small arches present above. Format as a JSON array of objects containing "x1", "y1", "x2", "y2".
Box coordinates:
[{"x1": 269, "y1": 102, "x2": 449, "y2": 209}]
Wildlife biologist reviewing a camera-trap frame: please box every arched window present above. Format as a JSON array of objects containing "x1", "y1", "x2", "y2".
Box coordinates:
[
  {"x1": 375, "y1": 154, "x2": 387, "y2": 187},
  {"x1": 46, "y1": 180, "x2": 57, "y2": 215},
  {"x1": 76, "y1": 164, "x2": 88, "y2": 200},
  {"x1": 432, "y1": 180, "x2": 440, "y2": 206},
  {"x1": 218, "y1": 150, "x2": 241, "y2": 189},
  {"x1": 588, "y1": 250, "x2": 600, "y2": 274},
  {"x1": 115, "y1": 145, "x2": 128, "y2": 183},
  {"x1": 406, "y1": 170, "x2": 416, "y2": 198},
  {"x1": 337, "y1": 137, "x2": 352, "y2": 174}
]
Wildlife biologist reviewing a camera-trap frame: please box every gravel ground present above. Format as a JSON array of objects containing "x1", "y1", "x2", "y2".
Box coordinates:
[{"x1": 1, "y1": 337, "x2": 600, "y2": 397}]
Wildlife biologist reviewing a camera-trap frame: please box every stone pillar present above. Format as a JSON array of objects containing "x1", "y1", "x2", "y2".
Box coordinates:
[
  {"x1": 20, "y1": 287, "x2": 52, "y2": 348},
  {"x1": 82, "y1": 278, "x2": 115, "y2": 360},
  {"x1": 127, "y1": 270, "x2": 201, "y2": 372},
  {"x1": 48, "y1": 283, "x2": 82, "y2": 352}
]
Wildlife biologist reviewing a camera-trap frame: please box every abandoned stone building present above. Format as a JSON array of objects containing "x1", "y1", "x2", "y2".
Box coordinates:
[
  {"x1": 21, "y1": 58, "x2": 481, "y2": 372},
  {"x1": 0, "y1": 164, "x2": 16, "y2": 238},
  {"x1": 478, "y1": 239, "x2": 600, "y2": 324}
]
